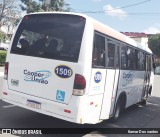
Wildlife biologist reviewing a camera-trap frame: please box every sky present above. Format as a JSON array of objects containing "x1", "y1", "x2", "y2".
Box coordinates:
[{"x1": 67, "y1": 0, "x2": 160, "y2": 34}]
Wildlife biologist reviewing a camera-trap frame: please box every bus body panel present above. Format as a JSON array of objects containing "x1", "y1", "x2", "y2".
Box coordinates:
[
  {"x1": 88, "y1": 69, "x2": 106, "y2": 95},
  {"x1": 4, "y1": 13, "x2": 88, "y2": 105},
  {"x1": 100, "y1": 69, "x2": 118, "y2": 119},
  {"x1": 2, "y1": 80, "x2": 104, "y2": 124},
  {"x1": 108, "y1": 69, "x2": 120, "y2": 116},
  {"x1": 7, "y1": 55, "x2": 76, "y2": 104},
  {"x1": 118, "y1": 70, "x2": 145, "y2": 108}
]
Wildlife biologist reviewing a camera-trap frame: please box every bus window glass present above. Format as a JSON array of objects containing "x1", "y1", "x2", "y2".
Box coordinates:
[
  {"x1": 121, "y1": 46, "x2": 127, "y2": 69},
  {"x1": 144, "y1": 53, "x2": 146, "y2": 71},
  {"x1": 135, "y1": 49, "x2": 139, "y2": 70},
  {"x1": 92, "y1": 34, "x2": 105, "y2": 67},
  {"x1": 107, "y1": 42, "x2": 115, "y2": 68},
  {"x1": 115, "y1": 45, "x2": 120, "y2": 68},
  {"x1": 138, "y1": 51, "x2": 145, "y2": 70},
  {"x1": 146, "y1": 55, "x2": 151, "y2": 71},
  {"x1": 126, "y1": 47, "x2": 136, "y2": 70},
  {"x1": 148, "y1": 55, "x2": 151, "y2": 71},
  {"x1": 10, "y1": 14, "x2": 86, "y2": 62}
]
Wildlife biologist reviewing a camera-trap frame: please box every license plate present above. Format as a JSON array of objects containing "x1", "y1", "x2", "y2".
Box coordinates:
[{"x1": 26, "y1": 100, "x2": 41, "y2": 109}]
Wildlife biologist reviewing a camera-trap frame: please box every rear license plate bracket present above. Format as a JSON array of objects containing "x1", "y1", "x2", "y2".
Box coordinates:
[{"x1": 26, "y1": 100, "x2": 41, "y2": 109}]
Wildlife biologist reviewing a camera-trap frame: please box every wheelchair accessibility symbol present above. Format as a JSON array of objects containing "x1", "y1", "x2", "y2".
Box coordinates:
[{"x1": 56, "y1": 90, "x2": 65, "y2": 102}]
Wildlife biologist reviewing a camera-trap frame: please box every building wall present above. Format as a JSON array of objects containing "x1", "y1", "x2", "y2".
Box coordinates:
[
  {"x1": 121, "y1": 32, "x2": 149, "y2": 48},
  {"x1": 131, "y1": 37, "x2": 148, "y2": 47}
]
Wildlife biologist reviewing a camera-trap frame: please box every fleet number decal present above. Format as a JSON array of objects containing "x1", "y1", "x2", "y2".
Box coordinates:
[
  {"x1": 55, "y1": 65, "x2": 73, "y2": 78},
  {"x1": 94, "y1": 72, "x2": 102, "y2": 83}
]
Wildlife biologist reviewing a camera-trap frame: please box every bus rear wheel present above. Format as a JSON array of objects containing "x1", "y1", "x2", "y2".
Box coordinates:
[
  {"x1": 139, "y1": 99, "x2": 147, "y2": 106},
  {"x1": 110, "y1": 99, "x2": 122, "y2": 122}
]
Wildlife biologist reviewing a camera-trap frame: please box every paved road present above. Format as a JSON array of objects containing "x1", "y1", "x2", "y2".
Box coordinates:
[
  {"x1": 152, "y1": 75, "x2": 160, "y2": 97},
  {"x1": 0, "y1": 67, "x2": 160, "y2": 137}
]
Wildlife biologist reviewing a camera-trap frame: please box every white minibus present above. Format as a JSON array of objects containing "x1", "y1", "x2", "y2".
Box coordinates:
[{"x1": 2, "y1": 12, "x2": 154, "y2": 124}]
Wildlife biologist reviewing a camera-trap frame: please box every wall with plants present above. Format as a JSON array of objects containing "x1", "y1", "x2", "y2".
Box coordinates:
[{"x1": 0, "y1": 50, "x2": 7, "y2": 66}]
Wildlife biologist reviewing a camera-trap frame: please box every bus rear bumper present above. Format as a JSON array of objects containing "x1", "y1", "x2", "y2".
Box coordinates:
[
  {"x1": 2, "y1": 91, "x2": 80, "y2": 124},
  {"x1": 2, "y1": 90, "x2": 104, "y2": 124}
]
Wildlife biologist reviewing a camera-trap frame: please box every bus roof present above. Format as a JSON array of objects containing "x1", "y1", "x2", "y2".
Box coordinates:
[
  {"x1": 27, "y1": 12, "x2": 152, "y2": 54},
  {"x1": 89, "y1": 16, "x2": 152, "y2": 54}
]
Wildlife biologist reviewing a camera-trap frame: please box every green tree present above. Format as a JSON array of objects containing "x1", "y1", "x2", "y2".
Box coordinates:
[
  {"x1": 148, "y1": 34, "x2": 160, "y2": 66},
  {"x1": 0, "y1": 31, "x2": 6, "y2": 42},
  {"x1": 148, "y1": 34, "x2": 160, "y2": 57},
  {"x1": 20, "y1": 0, "x2": 70, "y2": 13},
  {"x1": 0, "y1": 0, "x2": 20, "y2": 28},
  {"x1": 0, "y1": 0, "x2": 21, "y2": 40},
  {"x1": 20, "y1": 0, "x2": 42, "y2": 13}
]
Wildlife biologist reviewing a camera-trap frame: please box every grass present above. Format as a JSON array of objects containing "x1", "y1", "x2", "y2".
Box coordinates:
[
  {"x1": 0, "y1": 50, "x2": 7, "y2": 54},
  {"x1": 0, "y1": 50, "x2": 7, "y2": 66}
]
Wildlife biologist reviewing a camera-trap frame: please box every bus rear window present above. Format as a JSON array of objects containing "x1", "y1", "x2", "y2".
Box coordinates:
[{"x1": 11, "y1": 14, "x2": 86, "y2": 62}]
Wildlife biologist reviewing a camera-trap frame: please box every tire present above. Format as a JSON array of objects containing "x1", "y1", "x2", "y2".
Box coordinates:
[
  {"x1": 139, "y1": 99, "x2": 147, "y2": 106},
  {"x1": 110, "y1": 99, "x2": 122, "y2": 122},
  {"x1": 148, "y1": 86, "x2": 152, "y2": 95}
]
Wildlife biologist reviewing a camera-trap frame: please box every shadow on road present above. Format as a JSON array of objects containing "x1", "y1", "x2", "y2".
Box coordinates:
[{"x1": 1, "y1": 96, "x2": 160, "y2": 137}]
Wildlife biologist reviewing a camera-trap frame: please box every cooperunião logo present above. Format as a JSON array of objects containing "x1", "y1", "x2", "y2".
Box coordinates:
[
  {"x1": 122, "y1": 71, "x2": 134, "y2": 86},
  {"x1": 24, "y1": 70, "x2": 51, "y2": 84}
]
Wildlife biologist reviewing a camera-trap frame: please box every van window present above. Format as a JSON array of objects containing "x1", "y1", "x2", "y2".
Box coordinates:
[
  {"x1": 138, "y1": 51, "x2": 145, "y2": 70},
  {"x1": 121, "y1": 45, "x2": 127, "y2": 69},
  {"x1": 92, "y1": 34, "x2": 105, "y2": 68},
  {"x1": 11, "y1": 14, "x2": 86, "y2": 62},
  {"x1": 126, "y1": 47, "x2": 136, "y2": 70},
  {"x1": 107, "y1": 41, "x2": 115, "y2": 68},
  {"x1": 115, "y1": 46, "x2": 120, "y2": 68}
]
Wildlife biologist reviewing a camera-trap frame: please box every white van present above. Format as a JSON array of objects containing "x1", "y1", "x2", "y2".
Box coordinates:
[{"x1": 2, "y1": 12, "x2": 154, "y2": 124}]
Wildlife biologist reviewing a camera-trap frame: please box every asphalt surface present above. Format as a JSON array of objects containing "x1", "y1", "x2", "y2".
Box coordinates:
[{"x1": 0, "y1": 66, "x2": 160, "y2": 137}]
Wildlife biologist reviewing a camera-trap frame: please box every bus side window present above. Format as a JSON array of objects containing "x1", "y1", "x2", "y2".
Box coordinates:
[
  {"x1": 135, "y1": 49, "x2": 139, "y2": 70},
  {"x1": 92, "y1": 34, "x2": 105, "y2": 68},
  {"x1": 115, "y1": 45, "x2": 120, "y2": 68},
  {"x1": 121, "y1": 45, "x2": 127, "y2": 69},
  {"x1": 148, "y1": 55, "x2": 151, "y2": 71},
  {"x1": 126, "y1": 47, "x2": 136, "y2": 70},
  {"x1": 107, "y1": 42, "x2": 115, "y2": 68},
  {"x1": 138, "y1": 51, "x2": 145, "y2": 71},
  {"x1": 143, "y1": 52, "x2": 146, "y2": 71}
]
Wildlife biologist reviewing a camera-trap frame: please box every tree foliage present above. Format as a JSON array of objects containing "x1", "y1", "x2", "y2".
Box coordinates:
[
  {"x1": 20, "y1": 0, "x2": 70, "y2": 13},
  {"x1": 20, "y1": 0, "x2": 42, "y2": 13},
  {"x1": 148, "y1": 34, "x2": 160, "y2": 57},
  {"x1": 0, "y1": 50, "x2": 7, "y2": 65},
  {"x1": 148, "y1": 34, "x2": 160, "y2": 66},
  {"x1": 0, "y1": 0, "x2": 19, "y2": 28},
  {"x1": 0, "y1": 30, "x2": 6, "y2": 42},
  {"x1": 0, "y1": 0, "x2": 21, "y2": 41}
]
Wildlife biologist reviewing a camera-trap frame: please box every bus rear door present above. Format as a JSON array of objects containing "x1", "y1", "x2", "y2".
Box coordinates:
[{"x1": 100, "y1": 39, "x2": 120, "y2": 119}]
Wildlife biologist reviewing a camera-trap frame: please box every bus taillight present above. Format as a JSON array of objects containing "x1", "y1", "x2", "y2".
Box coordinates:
[
  {"x1": 4, "y1": 62, "x2": 9, "y2": 80},
  {"x1": 73, "y1": 74, "x2": 86, "y2": 96}
]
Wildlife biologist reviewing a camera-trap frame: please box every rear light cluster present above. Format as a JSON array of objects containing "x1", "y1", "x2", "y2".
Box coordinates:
[
  {"x1": 73, "y1": 74, "x2": 86, "y2": 96},
  {"x1": 3, "y1": 92, "x2": 8, "y2": 95},
  {"x1": 4, "y1": 62, "x2": 9, "y2": 80},
  {"x1": 64, "y1": 109, "x2": 71, "y2": 113}
]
